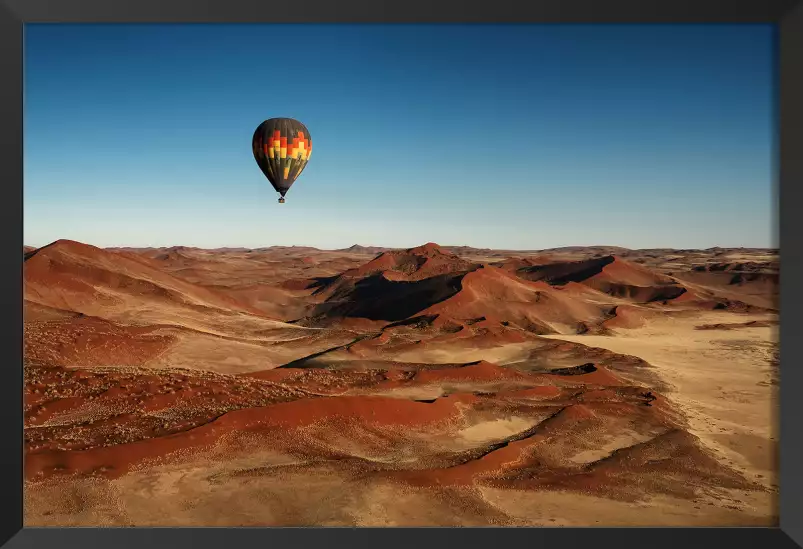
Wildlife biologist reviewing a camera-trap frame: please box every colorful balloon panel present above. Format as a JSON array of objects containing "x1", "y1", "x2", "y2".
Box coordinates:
[{"x1": 252, "y1": 118, "x2": 312, "y2": 197}]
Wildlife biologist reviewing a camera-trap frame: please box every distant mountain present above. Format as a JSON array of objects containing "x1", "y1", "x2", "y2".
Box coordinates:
[{"x1": 336, "y1": 244, "x2": 393, "y2": 254}]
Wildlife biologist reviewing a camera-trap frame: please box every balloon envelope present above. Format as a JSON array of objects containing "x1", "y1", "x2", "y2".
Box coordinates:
[{"x1": 252, "y1": 118, "x2": 312, "y2": 198}]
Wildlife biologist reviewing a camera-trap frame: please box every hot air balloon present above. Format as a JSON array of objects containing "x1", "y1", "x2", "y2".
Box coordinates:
[{"x1": 252, "y1": 118, "x2": 312, "y2": 204}]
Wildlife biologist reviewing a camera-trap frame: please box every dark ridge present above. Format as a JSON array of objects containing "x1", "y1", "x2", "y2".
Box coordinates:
[
  {"x1": 720, "y1": 299, "x2": 776, "y2": 313},
  {"x1": 729, "y1": 272, "x2": 779, "y2": 285},
  {"x1": 438, "y1": 405, "x2": 569, "y2": 469},
  {"x1": 308, "y1": 275, "x2": 342, "y2": 294},
  {"x1": 277, "y1": 275, "x2": 339, "y2": 293},
  {"x1": 464, "y1": 317, "x2": 487, "y2": 325},
  {"x1": 383, "y1": 314, "x2": 441, "y2": 330},
  {"x1": 692, "y1": 261, "x2": 779, "y2": 274},
  {"x1": 314, "y1": 272, "x2": 464, "y2": 322},
  {"x1": 516, "y1": 256, "x2": 616, "y2": 285},
  {"x1": 276, "y1": 339, "x2": 359, "y2": 369},
  {"x1": 695, "y1": 320, "x2": 778, "y2": 331},
  {"x1": 592, "y1": 282, "x2": 687, "y2": 303},
  {"x1": 548, "y1": 363, "x2": 598, "y2": 376},
  {"x1": 23, "y1": 239, "x2": 70, "y2": 262}
]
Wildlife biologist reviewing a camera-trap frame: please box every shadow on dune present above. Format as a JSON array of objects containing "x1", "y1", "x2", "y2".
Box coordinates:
[
  {"x1": 592, "y1": 282, "x2": 687, "y2": 303},
  {"x1": 314, "y1": 272, "x2": 465, "y2": 322},
  {"x1": 516, "y1": 256, "x2": 616, "y2": 285}
]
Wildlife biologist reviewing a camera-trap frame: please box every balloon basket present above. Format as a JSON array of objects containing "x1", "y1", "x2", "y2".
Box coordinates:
[{"x1": 278, "y1": 197, "x2": 286, "y2": 204}]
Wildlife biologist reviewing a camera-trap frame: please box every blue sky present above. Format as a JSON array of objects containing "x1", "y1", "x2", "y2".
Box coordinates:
[{"x1": 24, "y1": 24, "x2": 776, "y2": 250}]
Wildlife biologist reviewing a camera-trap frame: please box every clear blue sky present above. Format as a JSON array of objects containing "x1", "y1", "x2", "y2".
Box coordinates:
[{"x1": 24, "y1": 24, "x2": 776, "y2": 250}]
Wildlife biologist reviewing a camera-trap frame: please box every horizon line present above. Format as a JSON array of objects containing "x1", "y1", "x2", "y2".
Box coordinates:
[{"x1": 22, "y1": 238, "x2": 780, "y2": 254}]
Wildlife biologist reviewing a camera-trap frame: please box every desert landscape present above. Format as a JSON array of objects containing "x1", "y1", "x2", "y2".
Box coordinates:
[{"x1": 22, "y1": 239, "x2": 779, "y2": 526}]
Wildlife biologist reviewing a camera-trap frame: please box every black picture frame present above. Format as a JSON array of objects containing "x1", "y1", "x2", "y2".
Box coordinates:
[{"x1": 2, "y1": 0, "x2": 801, "y2": 547}]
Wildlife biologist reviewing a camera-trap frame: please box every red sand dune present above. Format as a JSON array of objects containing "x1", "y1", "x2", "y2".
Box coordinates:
[
  {"x1": 544, "y1": 363, "x2": 629, "y2": 387},
  {"x1": 419, "y1": 265, "x2": 608, "y2": 333},
  {"x1": 25, "y1": 349, "x2": 662, "y2": 483},
  {"x1": 493, "y1": 256, "x2": 555, "y2": 271},
  {"x1": 514, "y1": 255, "x2": 688, "y2": 303},
  {"x1": 340, "y1": 243, "x2": 478, "y2": 281},
  {"x1": 308, "y1": 248, "x2": 612, "y2": 333},
  {"x1": 25, "y1": 390, "x2": 478, "y2": 480},
  {"x1": 258, "y1": 245, "x2": 774, "y2": 336},
  {"x1": 24, "y1": 316, "x2": 176, "y2": 368},
  {"x1": 304, "y1": 249, "x2": 725, "y2": 335},
  {"x1": 24, "y1": 239, "x2": 281, "y2": 322},
  {"x1": 412, "y1": 360, "x2": 529, "y2": 384}
]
